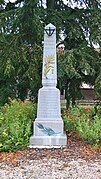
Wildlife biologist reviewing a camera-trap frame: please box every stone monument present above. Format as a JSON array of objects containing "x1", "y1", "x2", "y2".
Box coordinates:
[{"x1": 30, "y1": 23, "x2": 67, "y2": 146}]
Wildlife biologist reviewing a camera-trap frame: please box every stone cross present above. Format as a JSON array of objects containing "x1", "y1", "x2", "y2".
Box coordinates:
[{"x1": 30, "y1": 23, "x2": 67, "y2": 147}]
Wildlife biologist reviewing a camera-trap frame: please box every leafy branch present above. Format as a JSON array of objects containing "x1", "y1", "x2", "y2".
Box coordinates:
[
  {"x1": 44, "y1": 54, "x2": 55, "y2": 79},
  {"x1": 37, "y1": 123, "x2": 61, "y2": 136}
]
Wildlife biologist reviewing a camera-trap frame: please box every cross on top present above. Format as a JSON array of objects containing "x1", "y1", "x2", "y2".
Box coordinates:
[{"x1": 45, "y1": 26, "x2": 55, "y2": 36}]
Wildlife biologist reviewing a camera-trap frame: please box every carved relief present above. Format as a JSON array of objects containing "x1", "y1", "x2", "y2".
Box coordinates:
[
  {"x1": 37, "y1": 123, "x2": 61, "y2": 136},
  {"x1": 44, "y1": 54, "x2": 55, "y2": 79}
]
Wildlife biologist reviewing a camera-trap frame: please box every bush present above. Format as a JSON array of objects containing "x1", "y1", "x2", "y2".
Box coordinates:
[
  {"x1": 63, "y1": 105, "x2": 101, "y2": 146},
  {"x1": 0, "y1": 99, "x2": 37, "y2": 151}
]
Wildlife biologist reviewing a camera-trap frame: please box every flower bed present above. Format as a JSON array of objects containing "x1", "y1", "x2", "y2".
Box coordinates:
[
  {"x1": 63, "y1": 105, "x2": 101, "y2": 147},
  {"x1": 0, "y1": 99, "x2": 37, "y2": 151}
]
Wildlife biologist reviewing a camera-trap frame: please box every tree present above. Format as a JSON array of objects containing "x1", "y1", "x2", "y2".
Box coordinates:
[
  {"x1": 0, "y1": 0, "x2": 101, "y2": 106},
  {"x1": 57, "y1": 46, "x2": 101, "y2": 108},
  {"x1": 95, "y1": 74, "x2": 101, "y2": 100},
  {"x1": 94, "y1": 50, "x2": 101, "y2": 100},
  {"x1": 0, "y1": 0, "x2": 43, "y2": 105}
]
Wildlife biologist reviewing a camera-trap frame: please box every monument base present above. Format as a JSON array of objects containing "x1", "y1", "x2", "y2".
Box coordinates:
[
  {"x1": 30, "y1": 119, "x2": 67, "y2": 147},
  {"x1": 30, "y1": 134, "x2": 67, "y2": 146}
]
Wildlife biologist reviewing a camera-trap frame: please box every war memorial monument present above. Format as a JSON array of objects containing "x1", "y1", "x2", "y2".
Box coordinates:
[{"x1": 30, "y1": 23, "x2": 67, "y2": 147}]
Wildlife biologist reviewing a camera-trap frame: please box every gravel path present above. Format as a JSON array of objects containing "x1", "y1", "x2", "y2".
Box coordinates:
[
  {"x1": 0, "y1": 136, "x2": 101, "y2": 179},
  {"x1": 0, "y1": 158, "x2": 101, "y2": 179}
]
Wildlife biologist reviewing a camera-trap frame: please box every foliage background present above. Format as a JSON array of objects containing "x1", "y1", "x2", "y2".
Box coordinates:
[{"x1": 0, "y1": 0, "x2": 101, "y2": 106}]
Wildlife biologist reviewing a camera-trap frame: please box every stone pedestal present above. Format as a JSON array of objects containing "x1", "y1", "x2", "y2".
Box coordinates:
[
  {"x1": 30, "y1": 136, "x2": 67, "y2": 146},
  {"x1": 30, "y1": 23, "x2": 67, "y2": 147}
]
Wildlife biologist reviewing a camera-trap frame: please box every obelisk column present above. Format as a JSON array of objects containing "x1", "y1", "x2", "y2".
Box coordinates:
[
  {"x1": 37, "y1": 23, "x2": 61, "y2": 120},
  {"x1": 30, "y1": 23, "x2": 67, "y2": 146},
  {"x1": 42, "y1": 23, "x2": 57, "y2": 87}
]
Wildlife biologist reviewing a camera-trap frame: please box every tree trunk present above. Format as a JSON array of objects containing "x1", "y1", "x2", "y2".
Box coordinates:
[
  {"x1": 46, "y1": 0, "x2": 55, "y2": 9},
  {"x1": 65, "y1": 81, "x2": 70, "y2": 109}
]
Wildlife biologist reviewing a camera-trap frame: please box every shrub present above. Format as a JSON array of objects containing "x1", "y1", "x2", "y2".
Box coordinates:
[
  {"x1": 0, "y1": 99, "x2": 37, "y2": 151},
  {"x1": 63, "y1": 105, "x2": 101, "y2": 146}
]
